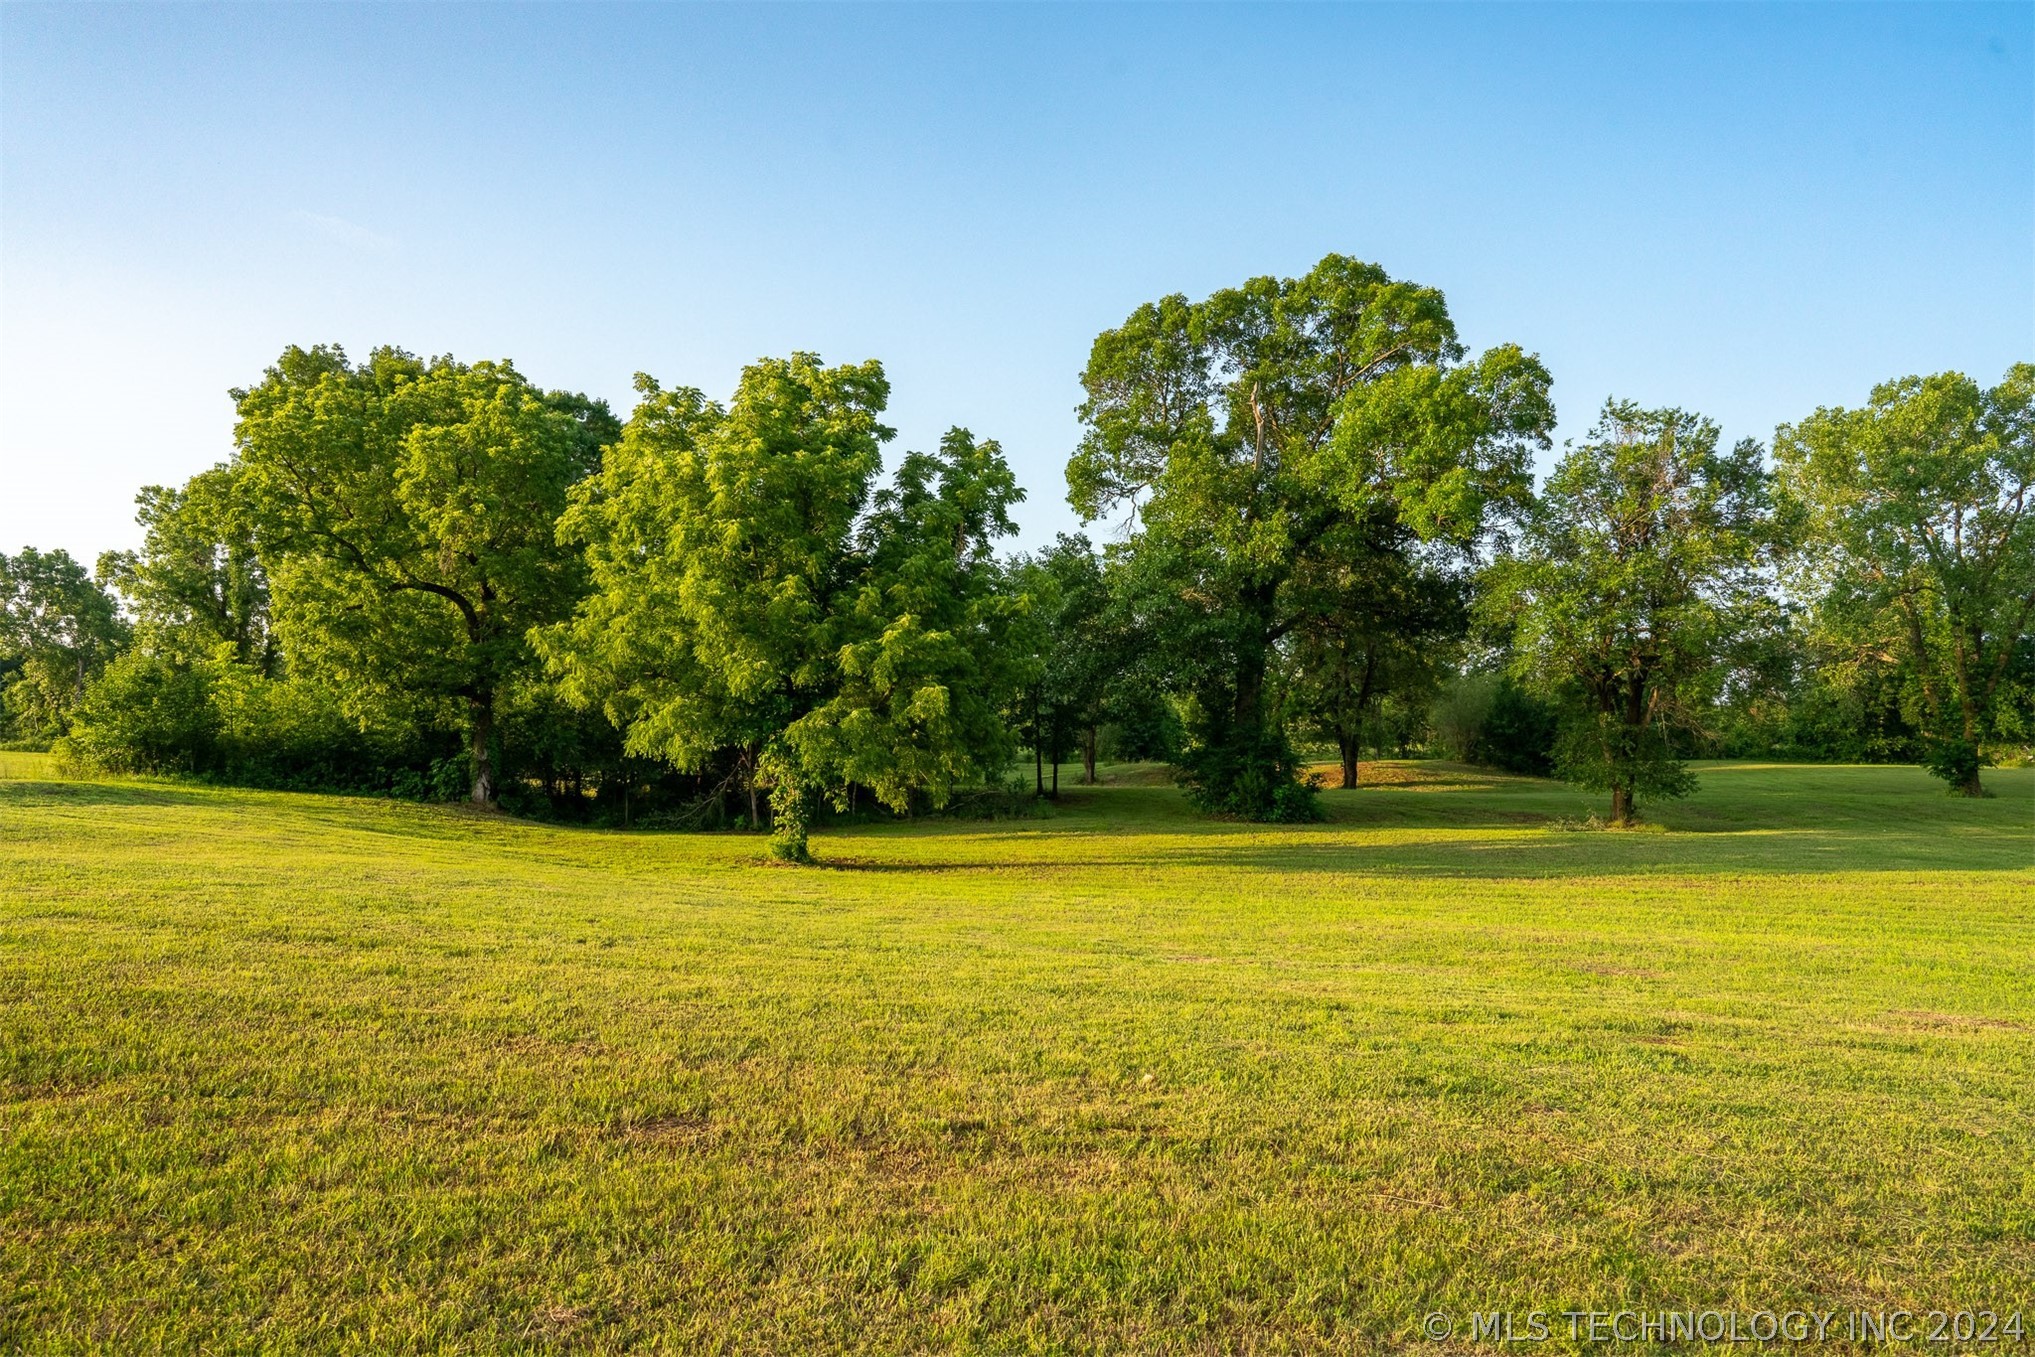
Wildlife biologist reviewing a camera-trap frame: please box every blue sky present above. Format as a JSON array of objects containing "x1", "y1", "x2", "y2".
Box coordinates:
[{"x1": 3, "y1": 2, "x2": 2029, "y2": 562}]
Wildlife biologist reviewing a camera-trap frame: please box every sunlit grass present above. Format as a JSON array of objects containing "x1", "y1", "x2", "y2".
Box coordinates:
[{"x1": 2, "y1": 758, "x2": 2030, "y2": 1352}]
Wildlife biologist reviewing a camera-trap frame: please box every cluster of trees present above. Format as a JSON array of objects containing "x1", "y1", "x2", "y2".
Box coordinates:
[{"x1": 5, "y1": 254, "x2": 2029, "y2": 854}]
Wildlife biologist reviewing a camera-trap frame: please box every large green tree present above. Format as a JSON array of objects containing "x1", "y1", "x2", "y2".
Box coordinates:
[
  {"x1": 1491, "y1": 401, "x2": 1770, "y2": 824},
  {"x1": 1775, "y1": 365, "x2": 2034, "y2": 795},
  {"x1": 1066, "y1": 253, "x2": 1552, "y2": 817},
  {"x1": 542, "y1": 355, "x2": 1026, "y2": 862},
  {"x1": 0, "y1": 548, "x2": 129, "y2": 738},
  {"x1": 231, "y1": 345, "x2": 617, "y2": 804}
]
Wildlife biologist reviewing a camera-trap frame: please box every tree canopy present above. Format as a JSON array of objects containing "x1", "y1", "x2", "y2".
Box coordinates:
[
  {"x1": 1491, "y1": 401, "x2": 1771, "y2": 823},
  {"x1": 1776, "y1": 365, "x2": 2035, "y2": 795},
  {"x1": 14, "y1": 274, "x2": 2025, "y2": 846},
  {"x1": 98, "y1": 466, "x2": 275, "y2": 673},
  {"x1": 541, "y1": 355, "x2": 1026, "y2": 861},
  {"x1": 231, "y1": 344, "x2": 617, "y2": 804},
  {"x1": 1066, "y1": 253, "x2": 1552, "y2": 817},
  {"x1": 0, "y1": 548, "x2": 128, "y2": 738}
]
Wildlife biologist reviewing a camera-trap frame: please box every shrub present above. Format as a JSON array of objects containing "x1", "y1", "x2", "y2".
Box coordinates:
[
  {"x1": 1474, "y1": 678, "x2": 1558, "y2": 775},
  {"x1": 1430, "y1": 673, "x2": 1498, "y2": 763},
  {"x1": 67, "y1": 651, "x2": 219, "y2": 773},
  {"x1": 1178, "y1": 728, "x2": 1323, "y2": 822},
  {"x1": 1921, "y1": 739, "x2": 1987, "y2": 796}
]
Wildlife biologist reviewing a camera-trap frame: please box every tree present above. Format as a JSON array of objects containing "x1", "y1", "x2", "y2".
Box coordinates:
[
  {"x1": 231, "y1": 345, "x2": 617, "y2": 804},
  {"x1": 98, "y1": 465, "x2": 276, "y2": 673},
  {"x1": 1066, "y1": 253, "x2": 1551, "y2": 818},
  {"x1": 777, "y1": 426, "x2": 1028, "y2": 835},
  {"x1": 1283, "y1": 534, "x2": 1465, "y2": 788},
  {"x1": 1011, "y1": 534, "x2": 1123, "y2": 791},
  {"x1": 1491, "y1": 401, "x2": 1769, "y2": 824},
  {"x1": 1775, "y1": 365, "x2": 2035, "y2": 795},
  {"x1": 541, "y1": 355, "x2": 1026, "y2": 863},
  {"x1": 0, "y1": 548, "x2": 130, "y2": 739}
]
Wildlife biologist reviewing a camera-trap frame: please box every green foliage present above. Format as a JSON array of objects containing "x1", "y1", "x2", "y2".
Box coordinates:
[
  {"x1": 1098, "y1": 685, "x2": 1182, "y2": 764},
  {"x1": 1008, "y1": 534, "x2": 1157, "y2": 787},
  {"x1": 66, "y1": 645, "x2": 451, "y2": 793},
  {"x1": 544, "y1": 357, "x2": 1026, "y2": 862},
  {"x1": 1177, "y1": 723, "x2": 1324, "y2": 822},
  {"x1": 1706, "y1": 615, "x2": 1923, "y2": 763},
  {"x1": 1776, "y1": 364, "x2": 2035, "y2": 795},
  {"x1": 97, "y1": 466, "x2": 274, "y2": 672},
  {"x1": 1286, "y1": 546, "x2": 1465, "y2": 786},
  {"x1": 1920, "y1": 738, "x2": 1987, "y2": 795},
  {"x1": 1428, "y1": 671, "x2": 1497, "y2": 762},
  {"x1": 232, "y1": 344, "x2": 617, "y2": 804},
  {"x1": 1068, "y1": 254, "x2": 1550, "y2": 818},
  {"x1": 1551, "y1": 709, "x2": 1699, "y2": 803},
  {"x1": 780, "y1": 428, "x2": 1028, "y2": 818},
  {"x1": 1474, "y1": 676, "x2": 1558, "y2": 775},
  {"x1": 1490, "y1": 401, "x2": 1771, "y2": 822},
  {"x1": 63, "y1": 650, "x2": 218, "y2": 772},
  {"x1": 766, "y1": 768, "x2": 815, "y2": 863},
  {"x1": 32, "y1": 322, "x2": 2020, "y2": 835},
  {"x1": 0, "y1": 548, "x2": 129, "y2": 739}
]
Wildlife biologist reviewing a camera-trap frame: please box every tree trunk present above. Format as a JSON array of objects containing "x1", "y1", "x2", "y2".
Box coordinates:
[
  {"x1": 1229, "y1": 584, "x2": 1282, "y2": 773},
  {"x1": 1338, "y1": 732, "x2": 1358, "y2": 790},
  {"x1": 1234, "y1": 648, "x2": 1267, "y2": 746},
  {"x1": 744, "y1": 744, "x2": 761, "y2": 827},
  {"x1": 1082, "y1": 725, "x2": 1098, "y2": 785},
  {"x1": 1956, "y1": 650, "x2": 1986, "y2": 797},
  {"x1": 1034, "y1": 688, "x2": 1045, "y2": 795},
  {"x1": 1051, "y1": 752, "x2": 1059, "y2": 798},
  {"x1": 469, "y1": 693, "x2": 497, "y2": 806},
  {"x1": 1610, "y1": 672, "x2": 1648, "y2": 825}
]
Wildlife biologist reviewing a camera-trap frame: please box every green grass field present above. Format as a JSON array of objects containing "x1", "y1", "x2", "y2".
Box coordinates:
[{"x1": 3, "y1": 754, "x2": 2031, "y2": 1353}]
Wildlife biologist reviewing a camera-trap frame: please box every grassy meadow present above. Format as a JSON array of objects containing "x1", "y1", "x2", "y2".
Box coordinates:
[{"x1": 2, "y1": 752, "x2": 2032, "y2": 1353}]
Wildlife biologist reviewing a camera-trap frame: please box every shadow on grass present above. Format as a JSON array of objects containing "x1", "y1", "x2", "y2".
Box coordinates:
[
  {"x1": 11, "y1": 763, "x2": 2028, "y2": 881},
  {"x1": 0, "y1": 779, "x2": 227, "y2": 811},
  {"x1": 817, "y1": 775, "x2": 2035, "y2": 877}
]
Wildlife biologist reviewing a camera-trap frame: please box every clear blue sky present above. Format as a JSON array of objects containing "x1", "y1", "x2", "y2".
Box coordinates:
[{"x1": 3, "y1": 2, "x2": 2029, "y2": 563}]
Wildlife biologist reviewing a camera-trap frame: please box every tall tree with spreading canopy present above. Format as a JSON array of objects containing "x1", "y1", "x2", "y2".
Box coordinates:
[
  {"x1": 231, "y1": 345, "x2": 617, "y2": 804},
  {"x1": 1066, "y1": 253, "x2": 1552, "y2": 817},
  {"x1": 1775, "y1": 365, "x2": 2034, "y2": 795},
  {"x1": 1491, "y1": 401, "x2": 1770, "y2": 824},
  {"x1": 541, "y1": 355, "x2": 1026, "y2": 862},
  {"x1": 0, "y1": 548, "x2": 129, "y2": 738}
]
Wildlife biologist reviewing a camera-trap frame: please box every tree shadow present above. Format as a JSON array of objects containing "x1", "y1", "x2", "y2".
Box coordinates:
[
  {"x1": 0, "y1": 778, "x2": 228, "y2": 811},
  {"x1": 806, "y1": 815, "x2": 2029, "y2": 878}
]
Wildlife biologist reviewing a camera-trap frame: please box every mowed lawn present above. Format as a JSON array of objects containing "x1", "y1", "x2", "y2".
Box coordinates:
[{"x1": 2, "y1": 755, "x2": 2031, "y2": 1354}]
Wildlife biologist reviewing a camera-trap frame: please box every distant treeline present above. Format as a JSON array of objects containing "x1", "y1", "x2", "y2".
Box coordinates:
[{"x1": 3, "y1": 255, "x2": 2029, "y2": 856}]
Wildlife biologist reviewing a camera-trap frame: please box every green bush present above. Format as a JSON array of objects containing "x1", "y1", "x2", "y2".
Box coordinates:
[
  {"x1": 1922, "y1": 739, "x2": 1987, "y2": 795},
  {"x1": 67, "y1": 651, "x2": 220, "y2": 773},
  {"x1": 67, "y1": 648, "x2": 460, "y2": 795},
  {"x1": 1474, "y1": 678, "x2": 1558, "y2": 775},
  {"x1": 1178, "y1": 727, "x2": 1323, "y2": 823},
  {"x1": 1429, "y1": 673, "x2": 1498, "y2": 762}
]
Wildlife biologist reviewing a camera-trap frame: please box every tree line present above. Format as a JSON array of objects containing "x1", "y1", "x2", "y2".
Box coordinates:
[{"x1": 4, "y1": 255, "x2": 2029, "y2": 858}]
